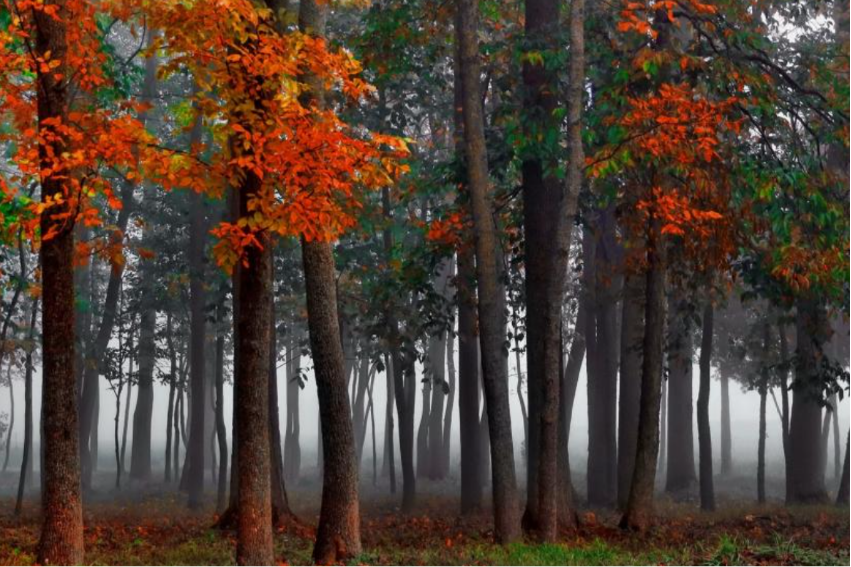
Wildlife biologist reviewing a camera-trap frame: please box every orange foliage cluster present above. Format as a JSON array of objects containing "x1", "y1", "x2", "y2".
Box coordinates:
[
  {"x1": 425, "y1": 211, "x2": 467, "y2": 248},
  {"x1": 617, "y1": 0, "x2": 717, "y2": 39},
  {"x1": 134, "y1": 0, "x2": 409, "y2": 272},
  {"x1": 0, "y1": 0, "x2": 162, "y2": 250}
]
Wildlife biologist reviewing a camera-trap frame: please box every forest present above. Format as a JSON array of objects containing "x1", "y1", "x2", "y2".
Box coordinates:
[{"x1": 0, "y1": 0, "x2": 848, "y2": 565}]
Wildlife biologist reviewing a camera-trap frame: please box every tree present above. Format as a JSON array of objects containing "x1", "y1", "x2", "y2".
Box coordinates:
[{"x1": 456, "y1": 0, "x2": 520, "y2": 543}]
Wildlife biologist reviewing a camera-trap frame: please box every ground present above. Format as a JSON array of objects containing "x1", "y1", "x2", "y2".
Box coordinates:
[{"x1": 0, "y1": 473, "x2": 848, "y2": 566}]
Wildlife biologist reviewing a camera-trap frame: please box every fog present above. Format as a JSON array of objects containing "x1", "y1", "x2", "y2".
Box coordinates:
[{"x1": 1, "y1": 337, "x2": 846, "y2": 500}]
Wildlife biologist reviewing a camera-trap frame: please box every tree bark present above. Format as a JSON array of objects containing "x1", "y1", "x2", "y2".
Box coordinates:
[
  {"x1": 268, "y1": 290, "x2": 292, "y2": 526},
  {"x1": 442, "y1": 326, "x2": 456, "y2": 477},
  {"x1": 3, "y1": 364, "x2": 14, "y2": 473},
  {"x1": 787, "y1": 298, "x2": 828, "y2": 503},
  {"x1": 233, "y1": 204, "x2": 274, "y2": 564},
  {"x1": 416, "y1": 369, "x2": 432, "y2": 478},
  {"x1": 618, "y1": 274, "x2": 644, "y2": 508},
  {"x1": 620, "y1": 219, "x2": 666, "y2": 531},
  {"x1": 165, "y1": 313, "x2": 176, "y2": 483},
  {"x1": 697, "y1": 303, "x2": 714, "y2": 511},
  {"x1": 457, "y1": 0, "x2": 520, "y2": 542},
  {"x1": 428, "y1": 332, "x2": 447, "y2": 480},
  {"x1": 302, "y1": 241, "x2": 362, "y2": 563},
  {"x1": 284, "y1": 325, "x2": 301, "y2": 485},
  {"x1": 35, "y1": 2, "x2": 84, "y2": 559}
]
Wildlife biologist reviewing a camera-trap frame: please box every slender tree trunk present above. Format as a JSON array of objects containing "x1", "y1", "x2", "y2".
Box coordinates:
[
  {"x1": 129, "y1": 308, "x2": 154, "y2": 480},
  {"x1": 3, "y1": 365, "x2": 14, "y2": 472},
  {"x1": 428, "y1": 333, "x2": 447, "y2": 480},
  {"x1": 35, "y1": 3, "x2": 85, "y2": 560},
  {"x1": 757, "y1": 378, "x2": 767, "y2": 504},
  {"x1": 659, "y1": 376, "x2": 667, "y2": 479},
  {"x1": 383, "y1": 353, "x2": 397, "y2": 494},
  {"x1": 216, "y1": 301, "x2": 229, "y2": 511},
  {"x1": 837, "y1": 432, "x2": 849, "y2": 506},
  {"x1": 457, "y1": 0, "x2": 520, "y2": 542},
  {"x1": 165, "y1": 313, "x2": 176, "y2": 483},
  {"x1": 302, "y1": 240, "x2": 362, "y2": 563},
  {"x1": 618, "y1": 274, "x2": 644, "y2": 508},
  {"x1": 416, "y1": 373, "x2": 431, "y2": 478},
  {"x1": 182, "y1": 114, "x2": 207, "y2": 508},
  {"x1": 120, "y1": 373, "x2": 131, "y2": 476},
  {"x1": 284, "y1": 325, "x2": 301, "y2": 485},
  {"x1": 787, "y1": 298, "x2": 828, "y2": 503},
  {"x1": 442, "y1": 327, "x2": 456, "y2": 477},
  {"x1": 665, "y1": 299, "x2": 695, "y2": 494},
  {"x1": 720, "y1": 371, "x2": 732, "y2": 475},
  {"x1": 268, "y1": 289, "x2": 293, "y2": 526},
  {"x1": 832, "y1": 395, "x2": 841, "y2": 481},
  {"x1": 15, "y1": 299, "x2": 38, "y2": 515},
  {"x1": 697, "y1": 303, "x2": 714, "y2": 511},
  {"x1": 620, "y1": 219, "x2": 666, "y2": 531},
  {"x1": 778, "y1": 323, "x2": 791, "y2": 497}
]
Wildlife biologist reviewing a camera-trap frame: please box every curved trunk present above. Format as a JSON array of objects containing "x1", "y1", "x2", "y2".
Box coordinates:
[
  {"x1": 697, "y1": 303, "x2": 714, "y2": 511},
  {"x1": 302, "y1": 240, "x2": 362, "y2": 563}
]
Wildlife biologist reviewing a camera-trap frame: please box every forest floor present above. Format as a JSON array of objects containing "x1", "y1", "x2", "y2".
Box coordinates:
[{"x1": 0, "y1": 473, "x2": 848, "y2": 565}]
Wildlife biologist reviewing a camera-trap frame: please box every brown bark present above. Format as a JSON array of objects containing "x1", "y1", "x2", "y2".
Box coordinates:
[
  {"x1": 697, "y1": 303, "x2": 714, "y2": 511},
  {"x1": 618, "y1": 274, "x2": 644, "y2": 508},
  {"x1": 35, "y1": 1, "x2": 84, "y2": 560},
  {"x1": 302, "y1": 241, "x2": 362, "y2": 563},
  {"x1": 787, "y1": 298, "x2": 828, "y2": 503},
  {"x1": 620, "y1": 219, "x2": 666, "y2": 531},
  {"x1": 457, "y1": 0, "x2": 520, "y2": 542},
  {"x1": 234, "y1": 200, "x2": 274, "y2": 565}
]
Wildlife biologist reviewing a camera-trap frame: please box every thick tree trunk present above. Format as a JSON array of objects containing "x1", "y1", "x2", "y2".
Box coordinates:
[
  {"x1": 620, "y1": 220, "x2": 666, "y2": 531},
  {"x1": 665, "y1": 300, "x2": 695, "y2": 494},
  {"x1": 457, "y1": 0, "x2": 520, "y2": 542},
  {"x1": 618, "y1": 274, "x2": 644, "y2": 508},
  {"x1": 719, "y1": 371, "x2": 732, "y2": 475},
  {"x1": 520, "y1": 0, "x2": 565, "y2": 532},
  {"x1": 302, "y1": 240, "x2": 362, "y2": 563},
  {"x1": 787, "y1": 298, "x2": 828, "y2": 503},
  {"x1": 35, "y1": 3, "x2": 85, "y2": 561},
  {"x1": 130, "y1": 308, "x2": 155, "y2": 480},
  {"x1": 697, "y1": 303, "x2": 714, "y2": 511},
  {"x1": 15, "y1": 299, "x2": 39, "y2": 515},
  {"x1": 233, "y1": 207, "x2": 274, "y2": 565}
]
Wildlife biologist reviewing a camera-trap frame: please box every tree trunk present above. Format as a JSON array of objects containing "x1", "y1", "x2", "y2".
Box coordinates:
[
  {"x1": 165, "y1": 313, "x2": 177, "y2": 483},
  {"x1": 618, "y1": 274, "x2": 644, "y2": 508},
  {"x1": 268, "y1": 290, "x2": 292, "y2": 526},
  {"x1": 778, "y1": 323, "x2": 791, "y2": 497},
  {"x1": 302, "y1": 240, "x2": 362, "y2": 563},
  {"x1": 428, "y1": 333, "x2": 447, "y2": 480},
  {"x1": 416, "y1": 371, "x2": 431, "y2": 478},
  {"x1": 457, "y1": 0, "x2": 520, "y2": 542},
  {"x1": 457, "y1": 244, "x2": 482, "y2": 514},
  {"x1": 697, "y1": 303, "x2": 714, "y2": 511},
  {"x1": 720, "y1": 371, "x2": 732, "y2": 475},
  {"x1": 837, "y1": 432, "x2": 849, "y2": 506},
  {"x1": 442, "y1": 328, "x2": 456, "y2": 477},
  {"x1": 284, "y1": 325, "x2": 301, "y2": 485},
  {"x1": 3, "y1": 365, "x2": 14, "y2": 472},
  {"x1": 129, "y1": 308, "x2": 155, "y2": 480},
  {"x1": 620, "y1": 220, "x2": 666, "y2": 531},
  {"x1": 665, "y1": 299, "x2": 695, "y2": 494},
  {"x1": 16, "y1": 299, "x2": 39, "y2": 515},
  {"x1": 383, "y1": 353, "x2": 397, "y2": 494},
  {"x1": 832, "y1": 395, "x2": 841, "y2": 481},
  {"x1": 35, "y1": 3, "x2": 84, "y2": 559},
  {"x1": 787, "y1": 298, "x2": 828, "y2": 503},
  {"x1": 233, "y1": 207, "x2": 274, "y2": 564},
  {"x1": 216, "y1": 301, "x2": 229, "y2": 511},
  {"x1": 181, "y1": 116, "x2": 207, "y2": 508},
  {"x1": 757, "y1": 377, "x2": 767, "y2": 504}
]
